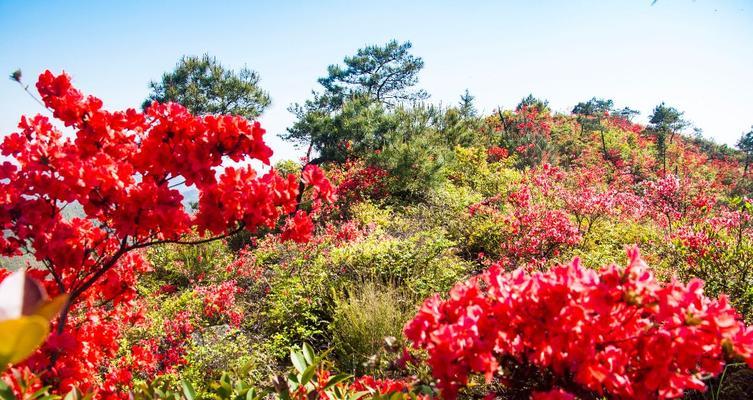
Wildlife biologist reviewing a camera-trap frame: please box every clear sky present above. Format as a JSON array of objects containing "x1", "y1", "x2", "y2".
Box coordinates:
[{"x1": 1, "y1": 0, "x2": 751, "y2": 163}]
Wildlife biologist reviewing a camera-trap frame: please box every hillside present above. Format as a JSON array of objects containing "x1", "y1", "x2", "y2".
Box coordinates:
[{"x1": 1, "y1": 47, "x2": 752, "y2": 400}]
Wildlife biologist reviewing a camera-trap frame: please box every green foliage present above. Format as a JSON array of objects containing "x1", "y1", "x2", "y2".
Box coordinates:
[
  {"x1": 0, "y1": 378, "x2": 59, "y2": 400},
  {"x1": 145, "y1": 240, "x2": 235, "y2": 289},
  {"x1": 572, "y1": 97, "x2": 613, "y2": 117},
  {"x1": 182, "y1": 328, "x2": 276, "y2": 396},
  {"x1": 612, "y1": 106, "x2": 640, "y2": 121},
  {"x1": 448, "y1": 146, "x2": 521, "y2": 196},
  {"x1": 284, "y1": 40, "x2": 427, "y2": 154},
  {"x1": 144, "y1": 54, "x2": 271, "y2": 119},
  {"x1": 649, "y1": 102, "x2": 688, "y2": 134},
  {"x1": 328, "y1": 229, "x2": 469, "y2": 298},
  {"x1": 516, "y1": 94, "x2": 549, "y2": 112},
  {"x1": 274, "y1": 160, "x2": 303, "y2": 177},
  {"x1": 737, "y1": 126, "x2": 753, "y2": 175},
  {"x1": 261, "y1": 266, "x2": 332, "y2": 359},
  {"x1": 370, "y1": 103, "x2": 485, "y2": 200},
  {"x1": 289, "y1": 95, "x2": 395, "y2": 163},
  {"x1": 130, "y1": 343, "x2": 388, "y2": 400},
  {"x1": 330, "y1": 282, "x2": 414, "y2": 374},
  {"x1": 318, "y1": 40, "x2": 427, "y2": 107},
  {"x1": 572, "y1": 97, "x2": 614, "y2": 159},
  {"x1": 648, "y1": 102, "x2": 689, "y2": 170},
  {"x1": 564, "y1": 220, "x2": 662, "y2": 270}
]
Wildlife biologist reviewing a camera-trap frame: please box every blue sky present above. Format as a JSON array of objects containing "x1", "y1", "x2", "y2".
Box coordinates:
[{"x1": 1, "y1": 0, "x2": 751, "y2": 163}]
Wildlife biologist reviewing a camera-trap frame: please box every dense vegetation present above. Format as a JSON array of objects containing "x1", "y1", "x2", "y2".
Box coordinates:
[{"x1": 2, "y1": 41, "x2": 753, "y2": 400}]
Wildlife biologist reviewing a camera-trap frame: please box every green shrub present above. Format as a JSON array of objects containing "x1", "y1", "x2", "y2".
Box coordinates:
[
  {"x1": 261, "y1": 267, "x2": 333, "y2": 360},
  {"x1": 330, "y1": 282, "x2": 414, "y2": 374},
  {"x1": 328, "y1": 228, "x2": 470, "y2": 298},
  {"x1": 182, "y1": 328, "x2": 277, "y2": 395},
  {"x1": 145, "y1": 240, "x2": 235, "y2": 290}
]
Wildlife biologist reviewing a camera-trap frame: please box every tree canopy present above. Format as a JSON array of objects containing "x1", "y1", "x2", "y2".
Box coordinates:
[
  {"x1": 283, "y1": 40, "x2": 429, "y2": 162},
  {"x1": 144, "y1": 54, "x2": 271, "y2": 120},
  {"x1": 648, "y1": 102, "x2": 688, "y2": 133},
  {"x1": 318, "y1": 40, "x2": 428, "y2": 107}
]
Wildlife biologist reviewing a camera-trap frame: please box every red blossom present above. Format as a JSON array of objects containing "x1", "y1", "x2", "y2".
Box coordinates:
[
  {"x1": 280, "y1": 210, "x2": 315, "y2": 243},
  {"x1": 404, "y1": 247, "x2": 753, "y2": 400},
  {"x1": 0, "y1": 70, "x2": 334, "y2": 394}
]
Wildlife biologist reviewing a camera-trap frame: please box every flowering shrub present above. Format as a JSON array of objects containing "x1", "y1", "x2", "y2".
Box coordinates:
[
  {"x1": 667, "y1": 197, "x2": 753, "y2": 320},
  {"x1": 404, "y1": 248, "x2": 753, "y2": 399},
  {"x1": 485, "y1": 105, "x2": 555, "y2": 167},
  {"x1": 487, "y1": 145, "x2": 509, "y2": 162},
  {"x1": 0, "y1": 71, "x2": 333, "y2": 394},
  {"x1": 327, "y1": 158, "x2": 390, "y2": 208},
  {"x1": 196, "y1": 280, "x2": 243, "y2": 325},
  {"x1": 468, "y1": 183, "x2": 581, "y2": 268}
]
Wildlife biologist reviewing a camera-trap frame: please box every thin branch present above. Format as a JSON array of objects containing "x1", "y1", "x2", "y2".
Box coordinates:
[
  {"x1": 168, "y1": 179, "x2": 186, "y2": 189},
  {"x1": 135, "y1": 224, "x2": 246, "y2": 249},
  {"x1": 11, "y1": 75, "x2": 49, "y2": 110}
]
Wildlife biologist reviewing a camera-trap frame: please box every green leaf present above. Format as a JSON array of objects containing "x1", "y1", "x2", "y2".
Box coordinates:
[
  {"x1": 302, "y1": 343, "x2": 315, "y2": 364},
  {"x1": 0, "y1": 380, "x2": 16, "y2": 400},
  {"x1": 181, "y1": 381, "x2": 196, "y2": 400},
  {"x1": 323, "y1": 374, "x2": 351, "y2": 390},
  {"x1": 287, "y1": 371, "x2": 300, "y2": 386},
  {"x1": 299, "y1": 363, "x2": 317, "y2": 386},
  {"x1": 351, "y1": 391, "x2": 370, "y2": 400},
  {"x1": 290, "y1": 349, "x2": 307, "y2": 373},
  {"x1": 28, "y1": 387, "x2": 56, "y2": 400}
]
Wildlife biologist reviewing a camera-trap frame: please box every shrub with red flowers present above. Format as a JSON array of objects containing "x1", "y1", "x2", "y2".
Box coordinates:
[
  {"x1": 404, "y1": 247, "x2": 753, "y2": 400},
  {"x1": 0, "y1": 71, "x2": 333, "y2": 394},
  {"x1": 606, "y1": 115, "x2": 644, "y2": 135},
  {"x1": 327, "y1": 158, "x2": 390, "y2": 207},
  {"x1": 486, "y1": 105, "x2": 555, "y2": 167},
  {"x1": 469, "y1": 183, "x2": 581, "y2": 268},
  {"x1": 349, "y1": 375, "x2": 415, "y2": 395},
  {"x1": 667, "y1": 197, "x2": 753, "y2": 319},
  {"x1": 487, "y1": 146, "x2": 509, "y2": 162},
  {"x1": 196, "y1": 280, "x2": 243, "y2": 324}
]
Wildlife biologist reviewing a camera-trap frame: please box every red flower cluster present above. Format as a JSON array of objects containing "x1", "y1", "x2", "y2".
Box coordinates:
[
  {"x1": 18, "y1": 253, "x2": 148, "y2": 393},
  {"x1": 0, "y1": 71, "x2": 334, "y2": 394},
  {"x1": 404, "y1": 248, "x2": 753, "y2": 399},
  {"x1": 530, "y1": 388, "x2": 576, "y2": 400},
  {"x1": 606, "y1": 115, "x2": 644, "y2": 134},
  {"x1": 302, "y1": 164, "x2": 337, "y2": 205},
  {"x1": 328, "y1": 159, "x2": 389, "y2": 204},
  {"x1": 643, "y1": 174, "x2": 684, "y2": 226},
  {"x1": 350, "y1": 376, "x2": 413, "y2": 395},
  {"x1": 515, "y1": 105, "x2": 553, "y2": 136},
  {"x1": 486, "y1": 146, "x2": 509, "y2": 162},
  {"x1": 489, "y1": 185, "x2": 581, "y2": 267},
  {"x1": 280, "y1": 210, "x2": 316, "y2": 243},
  {"x1": 196, "y1": 280, "x2": 243, "y2": 324},
  {"x1": 1, "y1": 367, "x2": 46, "y2": 399}
]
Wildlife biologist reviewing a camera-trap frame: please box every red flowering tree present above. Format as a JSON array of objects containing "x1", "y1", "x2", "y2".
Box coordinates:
[{"x1": 0, "y1": 71, "x2": 332, "y2": 391}]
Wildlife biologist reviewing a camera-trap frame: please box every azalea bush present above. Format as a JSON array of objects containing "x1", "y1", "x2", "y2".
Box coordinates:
[
  {"x1": 0, "y1": 71, "x2": 333, "y2": 395},
  {"x1": 404, "y1": 248, "x2": 753, "y2": 399}
]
